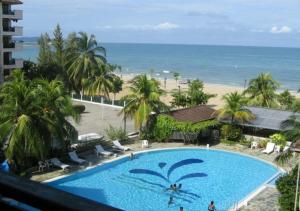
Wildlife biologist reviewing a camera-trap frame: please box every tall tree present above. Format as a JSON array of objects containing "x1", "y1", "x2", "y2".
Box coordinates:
[
  {"x1": 120, "y1": 74, "x2": 168, "y2": 132},
  {"x1": 0, "y1": 70, "x2": 78, "y2": 170},
  {"x1": 186, "y1": 79, "x2": 215, "y2": 106},
  {"x1": 110, "y1": 75, "x2": 123, "y2": 101},
  {"x1": 216, "y1": 92, "x2": 255, "y2": 124},
  {"x1": 53, "y1": 24, "x2": 64, "y2": 67},
  {"x1": 244, "y1": 73, "x2": 280, "y2": 108},
  {"x1": 83, "y1": 64, "x2": 115, "y2": 98},
  {"x1": 66, "y1": 32, "x2": 106, "y2": 90},
  {"x1": 278, "y1": 89, "x2": 297, "y2": 111}
]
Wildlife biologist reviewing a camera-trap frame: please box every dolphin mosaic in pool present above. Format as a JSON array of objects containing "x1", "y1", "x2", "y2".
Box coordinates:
[{"x1": 129, "y1": 158, "x2": 207, "y2": 184}]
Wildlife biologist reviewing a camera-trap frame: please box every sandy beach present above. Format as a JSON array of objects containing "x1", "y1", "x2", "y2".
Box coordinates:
[{"x1": 109, "y1": 73, "x2": 300, "y2": 109}]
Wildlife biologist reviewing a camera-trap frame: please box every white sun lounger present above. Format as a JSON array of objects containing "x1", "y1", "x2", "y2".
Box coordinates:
[
  {"x1": 262, "y1": 142, "x2": 275, "y2": 154},
  {"x1": 78, "y1": 133, "x2": 104, "y2": 142},
  {"x1": 50, "y1": 158, "x2": 70, "y2": 170},
  {"x1": 95, "y1": 145, "x2": 112, "y2": 157},
  {"x1": 68, "y1": 151, "x2": 87, "y2": 164},
  {"x1": 283, "y1": 141, "x2": 292, "y2": 152},
  {"x1": 113, "y1": 140, "x2": 130, "y2": 151}
]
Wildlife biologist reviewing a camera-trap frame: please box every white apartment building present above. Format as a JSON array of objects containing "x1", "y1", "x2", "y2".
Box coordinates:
[{"x1": 0, "y1": 0, "x2": 23, "y2": 84}]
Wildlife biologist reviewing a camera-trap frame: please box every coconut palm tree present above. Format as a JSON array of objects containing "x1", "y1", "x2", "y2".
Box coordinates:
[
  {"x1": 83, "y1": 64, "x2": 115, "y2": 98},
  {"x1": 0, "y1": 70, "x2": 78, "y2": 170},
  {"x1": 244, "y1": 73, "x2": 280, "y2": 108},
  {"x1": 216, "y1": 92, "x2": 255, "y2": 124},
  {"x1": 66, "y1": 32, "x2": 106, "y2": 90},
  {"x1": 110, "y1": 75, "x2": 123, "y2": 102},
  {"x1": 120, "y1": 74, "x2": 169, "y2": 132}
]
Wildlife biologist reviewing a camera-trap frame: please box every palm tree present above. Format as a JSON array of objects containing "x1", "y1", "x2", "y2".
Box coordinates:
[
  {"x1": 120, "y1": 74, "x2": 168, "y2": 132},
  {"x1": 66, "y1": 32, "x2": 106, "y2": 90},
  {"x1": 173, "y1": 72, "x2": 180, "y2": 84},
  {"x1": 275, "y1": 115, "x2": 300, "y2": 211},
  {"x1": 186, "y1": 79, "x2": 215, "y2": 106},
  {"x1": 216, "y1": 92, "x2": 255, "y2": 124},
  {"x1": 0, "y1": 70, "x2": 78, "y2": 170},
  {"x1": 83, "y1": 64, "x2": 115, "y2": 98},
  {"x1": 110, "y1": 75, "x2": 123, "y2": 102},
  {"x1": 244, "y1": 73, "x2": 280, "y2": 108}
]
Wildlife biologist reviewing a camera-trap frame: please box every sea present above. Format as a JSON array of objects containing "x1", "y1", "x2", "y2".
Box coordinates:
[{"x1": 15, "y1": 42, "x2": 300, "y2": 90}]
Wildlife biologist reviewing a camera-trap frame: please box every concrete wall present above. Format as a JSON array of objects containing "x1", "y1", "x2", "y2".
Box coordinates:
[{"x1": 0, "y1": 2, "x2": 4, "y2": 84}]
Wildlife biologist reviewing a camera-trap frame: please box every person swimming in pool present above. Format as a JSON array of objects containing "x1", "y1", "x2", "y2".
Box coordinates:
[
  {"x1": 168, "y1": 196, "x2": 174, "y2": 207},
  {"x1": 129, "y1": 153, "x2": 134, "y2": 160},
  {"x1": 208, "y1": 201, "x2": 216, "y2": 211},
  {"x1": 165, "y1": 184, "x2": 173, "y2": 191}
]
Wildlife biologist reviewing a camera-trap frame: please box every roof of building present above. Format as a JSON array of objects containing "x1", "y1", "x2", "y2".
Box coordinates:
[
  {"x1": 2, "y1": 0, "x2": 22, "y2": 4},
  {"x1": 293, "y1": 140, "x2": 300, "y2": 153},
  {"x1": 236, "y1": 106, "x2": 297, "y2": 131},
  {"x1": 167, "y1": 105, "x2": 216, "y2": 124}
]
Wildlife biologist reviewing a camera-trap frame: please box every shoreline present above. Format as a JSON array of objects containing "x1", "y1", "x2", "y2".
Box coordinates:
[{"x1": 112, "y1": 73, "x2": 299, "y2": 109}]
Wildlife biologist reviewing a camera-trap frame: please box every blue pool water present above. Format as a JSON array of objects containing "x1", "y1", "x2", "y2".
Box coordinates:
[{"x1": 48, "y1": 149, "x2": 279, "y2": 210}]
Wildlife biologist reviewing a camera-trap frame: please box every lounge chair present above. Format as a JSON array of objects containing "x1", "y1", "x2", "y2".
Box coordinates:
[
  {"x1": 38, "y1": 161, "x2": 47, "y2": 172},
  {"x1": 141, "y1": 140, "x2": 149, "y2": 148},
  {"x1": 262, "y1": 142, "x2": 275, "y2": 154},
  {"x1": 68, "y1": 151, "x2": 87, "y2": 164},
  {"x1": 78, "y1": 133, "x2": 104, "y2": 142},
  {"x1": 50, "y1": 158, "x2": 70, "y2": 170},
  {"x1": 113, "y1": 140, "x2": 130, "y2": 151},
  {"x1": 283, "y1": 141, "x2": 292, "y2": 152},
  {"x1": 95, "y1": 145, "x2": 112, "y2": 157},
  {"x1": 275, "y1": 145, "x2": 281, "y2": 153}
]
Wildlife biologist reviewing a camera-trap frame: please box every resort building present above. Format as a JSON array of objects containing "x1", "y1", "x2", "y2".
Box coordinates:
[
  {"x1": 0, "y1": 0, "x2": 23, "y2": 84},
  {"x1": 229, "y1": 106, "x2": 299, "y2": 136}
]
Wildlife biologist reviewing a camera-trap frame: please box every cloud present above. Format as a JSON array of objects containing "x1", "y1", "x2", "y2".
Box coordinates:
[
  {"x1": 97, "y1": 22, "x2": 179, "y2": 31},
  {"x1": 270, "y1": 26, "x2": 292, "y2": 33},
  {"x1": 154, "y1": 22, "x2": 179, "y2": 30}
]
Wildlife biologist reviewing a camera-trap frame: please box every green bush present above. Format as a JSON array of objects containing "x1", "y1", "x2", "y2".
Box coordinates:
[
  {"x1": 239, "y1": 137, "x2": 251, "y2": 147},
  {"x1": 73, "y1": 104, "x2": 85, "y2": 114},
  {"x1": 276, "y1": 166, "x2": 299, "y2": 211},
  {"x1": 258, "y1": 139, "x2": 268, "y2": 148},
  {"x1": 220, "y1": 124, "x2": 242, "y2": 141},
  {"x1": 105, "y1": 125, "x2": 128, "y2": 143},
  {"x1": 150, "y1": 115, "x2": 219, "y2": 143},
  {"x1": 270, "y1": 133, "x2": 287, "y2": 147}
]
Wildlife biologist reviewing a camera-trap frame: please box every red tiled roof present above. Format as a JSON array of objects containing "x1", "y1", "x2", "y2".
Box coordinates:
[
  {"x1": 167, "y1": 105, "x2": 217, "y2": 124},
  {"x1": 2, "y1": 0, "x2": 22, "y2": 4}
]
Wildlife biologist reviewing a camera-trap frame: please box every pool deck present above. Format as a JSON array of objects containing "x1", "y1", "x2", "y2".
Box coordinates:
[{"x1": 30, "y1": 141, "x2": 297, "y2": 211}]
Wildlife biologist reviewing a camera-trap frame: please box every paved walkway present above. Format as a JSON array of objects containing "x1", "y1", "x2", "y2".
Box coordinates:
[
  {"x1": 239, "y1": 186, "x2": 280, "y2": 211},
  {"x1": 69, "y1": 101, "x2": 135, "y2": 136}
]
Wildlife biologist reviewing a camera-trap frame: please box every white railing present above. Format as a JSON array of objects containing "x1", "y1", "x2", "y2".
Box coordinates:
[{"x1": 71, "y1": 93, "x2": 125, "y2": 109}]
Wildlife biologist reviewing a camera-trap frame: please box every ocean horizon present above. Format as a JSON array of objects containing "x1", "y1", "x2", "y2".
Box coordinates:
[{"x1": 15, "y1": 42, "x2": 300, "y2": 91}]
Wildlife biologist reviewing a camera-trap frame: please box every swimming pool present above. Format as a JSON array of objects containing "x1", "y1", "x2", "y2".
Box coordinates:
[{"x1": 47, "y1": 148, "x2": 279, "y2": 210}]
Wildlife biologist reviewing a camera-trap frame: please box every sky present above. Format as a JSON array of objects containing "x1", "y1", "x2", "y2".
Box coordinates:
[{"x1": 16, "y1": 0, "x2": 300, "y2": 47}]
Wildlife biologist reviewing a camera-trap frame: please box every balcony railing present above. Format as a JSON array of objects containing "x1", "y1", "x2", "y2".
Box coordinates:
[
  {"x1": 4, "y1": 42, "x2": 15, "y2": 48},
  {"x1": 3, "y1": 58, "x2": 23, "y2": 69},
  {"x1": 2, "y1": 10, "x2": 23, "y2": 20},
  {"x1": 3, "y1": 41, "x2": 22, "y2": 51},
  {"x1": 0, "y1": 172, "x2": 120, "y2": 210},
  {"x1": 2, "y1": 26, "x2": 23, "y2": 36}
]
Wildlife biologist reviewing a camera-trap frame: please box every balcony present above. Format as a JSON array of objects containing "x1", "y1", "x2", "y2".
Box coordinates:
[
  {"x1": 3, "y1": 41, "x2": 22, "y2": 52},
  {"x1": 4, "y1": 58, "x2": 23, "y2": 69},
  {"x1": 2, "y1": 10, "x2": 23, "y2": 20},
  {"x1": 2, "y1": 26, "x2": 23, "y2": 36}
]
